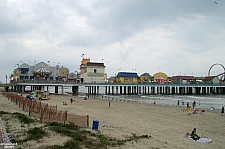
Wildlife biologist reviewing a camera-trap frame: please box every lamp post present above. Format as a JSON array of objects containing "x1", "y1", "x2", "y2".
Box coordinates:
[
  {"x1": 5, "y1": 74, "x2": 7, "y2": 84},
  {"x1": 74, "y1": 71, "x2": 77, "y2": 83}
]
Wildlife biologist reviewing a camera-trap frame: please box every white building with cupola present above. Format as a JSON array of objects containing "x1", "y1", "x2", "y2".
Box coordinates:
[{"x1": 79, "y1": 58, "x2": 107, "y2": 83}]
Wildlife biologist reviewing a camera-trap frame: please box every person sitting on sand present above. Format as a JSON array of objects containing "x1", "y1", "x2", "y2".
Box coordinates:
[
  {"x1": 185, "y1": 131, "x2": 206, "y2": 139},
  {"x1": 190, "y1": 128, "x2": 200, "y2": 141},
  {"x1": 193, "y1": 108, "x2": 198, "y2": 114}
]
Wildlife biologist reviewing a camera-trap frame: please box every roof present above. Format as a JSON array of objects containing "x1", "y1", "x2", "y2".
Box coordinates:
[
  {"x1": 34, "y1": 65, "x2": 51, "y2": 73},
  {"x1": 204, "y1": 76, "x2": 218, "y2": 81},
  {"x1": 86, "y1": 62, "x2": 105, "y2": 67},
  {"x1": 108, "y1": 76, "x2": 116, "y2": 80},
  {"x1": 172, "y1": 76, "x2": 194, "y2": 79},
  {"x1": 117, "y1": 72, "x2": 139, "y2": 78}
]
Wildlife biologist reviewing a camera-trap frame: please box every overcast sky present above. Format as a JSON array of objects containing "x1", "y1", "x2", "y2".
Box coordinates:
[{"x1": 0, "y1": 0, "x2": 225, "y2": 83}]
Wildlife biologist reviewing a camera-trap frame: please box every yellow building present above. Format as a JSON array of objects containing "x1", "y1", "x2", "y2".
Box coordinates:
[
  {"x1": 116, "y1": 72, "x2": 139, "y2": 83},
  {"x1": 153, "y1": 72, "x2": 168, "y2": 84},
  {"x1": 59, "y1": 67, "x2": 69, "y2": 80}
]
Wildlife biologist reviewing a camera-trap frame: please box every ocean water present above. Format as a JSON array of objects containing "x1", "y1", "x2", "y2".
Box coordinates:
[{"x1": 30, "y1": 86, "x2": 225, "y2": 110}]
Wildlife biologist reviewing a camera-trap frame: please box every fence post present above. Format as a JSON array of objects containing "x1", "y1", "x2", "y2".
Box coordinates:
[
  {"x1": 64, "y1": 111, "x2": 68, "y2": 125},
  {"x1": 40, "y1": 109, "x2": 43, "y2": 123},
  {"x1": 87, "y1": 115, "x2": 89, "y2": 128}
]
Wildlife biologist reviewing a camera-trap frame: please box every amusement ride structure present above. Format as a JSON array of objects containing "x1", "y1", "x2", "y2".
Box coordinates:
[
  {"x1": 32, "y1": 65, "x2": 52, "y2": 80},
  {"x1": 208, "y1": 63, "x2": 225, "y2": 81}
]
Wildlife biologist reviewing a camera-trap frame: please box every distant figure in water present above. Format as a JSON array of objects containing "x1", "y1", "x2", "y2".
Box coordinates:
[{"x1": 221, "y1": 106, "x2": 224, "y2": 116}]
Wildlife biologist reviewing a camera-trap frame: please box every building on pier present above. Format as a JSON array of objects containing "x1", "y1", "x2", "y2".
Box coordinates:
[
  {"x1": 171, "y1": 76, "x2": 195, "y2": 84},
  {"x1": 116, "y1": 72, "x2": 139, "y2": 83},
  {"x1": 79, "y1": 58, "x2": 107, "y2": 83},
  {"x1": 11, "y1": 62, "x2": 70, "y2": 82},
  {"x1": 203, "y1": 76, "x2": 220, "y2": 84}
]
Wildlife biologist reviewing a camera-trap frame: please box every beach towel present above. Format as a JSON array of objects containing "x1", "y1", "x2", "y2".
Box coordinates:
[{"x1": 197, "y1": 138, "x2": 212, "y2": 143}]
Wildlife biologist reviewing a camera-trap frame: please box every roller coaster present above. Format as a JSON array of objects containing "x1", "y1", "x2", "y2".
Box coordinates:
[{"x1": 208, "y1": 63, "x2": 225, "y2": 81}]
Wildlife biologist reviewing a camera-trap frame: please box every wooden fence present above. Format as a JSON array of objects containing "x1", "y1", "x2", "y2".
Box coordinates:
[{"x1": 1, "y1": 92, "x2": 89, "y2": 128}]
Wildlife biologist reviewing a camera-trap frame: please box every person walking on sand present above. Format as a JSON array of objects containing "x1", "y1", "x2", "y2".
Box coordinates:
[
  {"x1": 70, "y1": 97, "x2": 73, "y2": 104},
  {"x1": 221, "y1": 106, "x2": 224, "y2": 116},
  {"x1": 177, "y1": 100, "x2": 180, "y2": 106},
  {"x1": 193, "y1": 100, "x2": 196, "y2": 108},
  {"x1": 109, "y1": 100, "x2": 111, "y2": 108}
]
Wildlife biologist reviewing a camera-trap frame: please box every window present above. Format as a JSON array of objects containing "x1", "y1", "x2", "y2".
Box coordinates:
[{"x1": 94, "y1": 69, "x2": 97, "y2": 73}]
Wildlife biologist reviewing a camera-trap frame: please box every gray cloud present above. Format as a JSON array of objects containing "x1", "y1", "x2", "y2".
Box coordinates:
[{"x1": 0, "y1": 0, "x2": 225, "y2": 82}]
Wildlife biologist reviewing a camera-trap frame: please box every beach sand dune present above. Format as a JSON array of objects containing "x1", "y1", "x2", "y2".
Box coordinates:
[{"x1": 1, "y1": 93, "x2": 225, "y2": 149}]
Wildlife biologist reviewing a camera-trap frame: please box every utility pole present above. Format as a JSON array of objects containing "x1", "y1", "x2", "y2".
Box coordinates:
[{"x1": 5, "y1": 74, "x2": 7, "y2": 84}]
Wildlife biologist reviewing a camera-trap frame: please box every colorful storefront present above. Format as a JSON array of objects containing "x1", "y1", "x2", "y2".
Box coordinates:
[{"x1": 116, "y1": 72, "x2": 139, "y2": 83}]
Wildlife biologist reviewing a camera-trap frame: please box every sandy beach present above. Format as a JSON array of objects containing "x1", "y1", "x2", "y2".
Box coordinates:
[{"x1": 0, "y1": 90, "x2": 224, "y2": 149}]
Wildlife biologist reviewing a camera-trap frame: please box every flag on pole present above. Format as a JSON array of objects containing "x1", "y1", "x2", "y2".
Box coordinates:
[
  {"x1": 47, "y1": 61, "x2": 50, "y2": 63},
  {"x1": 81, "y1": 54, "x2": 84, "y2": 57}
]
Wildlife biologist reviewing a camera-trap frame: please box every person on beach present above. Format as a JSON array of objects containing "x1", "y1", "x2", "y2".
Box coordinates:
[
  {"x1": 188, "y1": 106, "x2": 192, "y2": 116},
  {"x1": 221, "y1": 106, "x2": 224, "y2": 116},
  {"x1": 70, "y1": 97, "x2": 73, "y2": 104},
  {"x1": 177, "y1": 100, "x2": 180, "y2": 106},
  {"x1": 187, "y1": 102, "x2": 189, "y2": 109},
  {"x1": 193, "y1": 100, "x2": 196, "y2": 108},
  {"x1": 193, "y1": 108, "x2": 198, "y2": 114},
  {"x1": 109, "y1": 100, "x2": 111, "y2": 108},
  {"x1": 182, "y1": 101, "x2": 184, "y2": 106},
  {"x1": 190, "y1": 128, "x2": 200, "y2": 141}
]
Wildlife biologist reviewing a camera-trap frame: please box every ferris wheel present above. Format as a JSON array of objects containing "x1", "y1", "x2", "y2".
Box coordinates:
[{"x1": 208, "y1": 63, "x2": 225, "y2": 81}]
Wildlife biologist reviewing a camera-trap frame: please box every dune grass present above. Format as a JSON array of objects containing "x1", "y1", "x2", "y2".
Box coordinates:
[{"x1": 1, "y1": 111, "x2": 151, "y2": 149}]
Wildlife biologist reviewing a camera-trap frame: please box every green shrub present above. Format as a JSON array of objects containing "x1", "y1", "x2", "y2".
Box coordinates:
[
  {"x1": 63, "y1": 140, "x2": 81, "y2": 149},
  {"x1": 13, "y1": 112, "x2": 34, "y2": 125},
  {"x1": 99, "y1": 135, "x2": 108, "y2": 143},
  {"x1": 117, "y1": 140, "x2": 125, "y2": 145},
  {"x1": 26, "y1": 127, "x2": 48, "y2": 141}
]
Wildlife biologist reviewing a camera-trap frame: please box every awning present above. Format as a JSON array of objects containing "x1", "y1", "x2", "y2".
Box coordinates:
[{"x1": 20, "y1": 68, "x2": 29, "y2": 71}]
